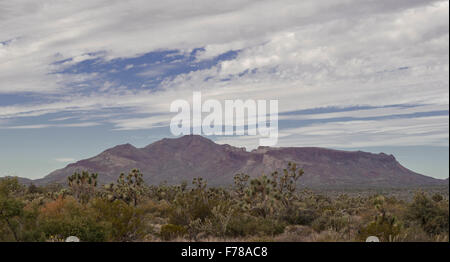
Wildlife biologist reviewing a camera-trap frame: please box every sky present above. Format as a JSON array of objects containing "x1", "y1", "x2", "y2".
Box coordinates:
[{"x1": 0, "y1": 0, "x2": 448, "y2": 180}]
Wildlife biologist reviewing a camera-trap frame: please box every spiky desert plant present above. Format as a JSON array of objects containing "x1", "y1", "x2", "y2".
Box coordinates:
[
  {"x1": 103, "y1": 169, "x2": 147, "y2": 206},
  {"x1": 67, "y1": 171, "x2": 98, "y2": 204},
  {"x1": 233, "y1": 173, "x2": 250, "y2": 198},
  {"x1": 236, "y1": 162, "x2": 304, "y2": 219},
  {"x1": 270, "y1": 162, "x2": 304, "y2": 209}
]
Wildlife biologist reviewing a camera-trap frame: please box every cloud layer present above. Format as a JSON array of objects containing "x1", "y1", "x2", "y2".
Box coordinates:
[{"x1": 0, "y1": 0, "x2": 448, "y2": 150}]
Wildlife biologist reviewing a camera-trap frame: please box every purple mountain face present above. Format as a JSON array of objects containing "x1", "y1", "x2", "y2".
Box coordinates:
[{"x1": 33, "y1": 135, "x2": 447, "y2": 188}]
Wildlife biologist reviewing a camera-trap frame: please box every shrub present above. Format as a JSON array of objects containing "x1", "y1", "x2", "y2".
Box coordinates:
[
  {"x1": 38, "y1": 196, "x2": 107, "y2": 242},
  {"x1": 311, "y1": 213, "x2": 350, "y2": 233},
  {"x1": 160, "y1": 224, "x2": 187, "y2": 240},
  {"x1": 225, "y1": 214, "x2": 285, "y2": 237},
  {"x1": 90, "y1": 198, "x2": 151, "y2": 241},
  {"x1": 282, "y1": 207, "x2": 318, "y2": 226},
  {"x1": 432, "y1": 193, "x2": 444, "y2": 202},
  {"x1": 167, "y1": 177, "x2": 219, "y2": 226},
  {"x1": 406, "y1": 192, "x2": 449, "y2": 235},
  {"x1": 358, "y1": 214, "x2": 402, "y2": 242}
]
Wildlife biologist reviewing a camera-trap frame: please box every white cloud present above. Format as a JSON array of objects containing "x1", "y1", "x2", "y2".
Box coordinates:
[
  {"x1": 1, "y1": 0, "x2": 446, "y2": 93},
  {"x1": 278, "y1": 104, "x2": 449, "y2": 121},
  {"x1": 2, "y1": 122, "x2": 100, "y2": 129},
  {"x1": 0, "y1": 0, "x2": 448, "y2": 149},
  {"x1": 55, "y1": 158, "x2": 76, "y2": 163},
  {"x1": 215, "y1": 115, "x2": 449, "y2": 149}
]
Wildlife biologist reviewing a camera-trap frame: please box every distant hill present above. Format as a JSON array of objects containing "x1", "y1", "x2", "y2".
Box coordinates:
[
  {"x1": 29, "y1": 135, "x2": 447, "y2": 188},
  {"x1": 0, "y1": 176, "x2": 34, "y2": 186}
]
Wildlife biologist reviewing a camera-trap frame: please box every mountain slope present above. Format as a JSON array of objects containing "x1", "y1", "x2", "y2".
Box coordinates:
[
  {"x1": 34, "y1": 135, "x2": 447, "y2": 188},
  {"x1": 0, "y1": 176, "x2": 34, "y2": 186}
]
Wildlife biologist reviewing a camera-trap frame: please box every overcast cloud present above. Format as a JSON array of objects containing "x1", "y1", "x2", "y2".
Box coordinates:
[{"x1": 0, "y1": 0, "x2": 448, "y2": 178}]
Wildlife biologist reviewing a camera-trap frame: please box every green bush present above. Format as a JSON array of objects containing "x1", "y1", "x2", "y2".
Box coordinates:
[
  {"x1": 282, "y1": 207, "x2": 318, "y2": 226},
  {"x1": 226, "y1": 214, "x2": 286, "y2": 237},
  {"x1": 406, "y1": 192, "x2": 449, "y2": 235},
  {"x1": 167, "y1": 178, "x2": 220, "y2": 226},
  {"x1": 40, "y1": 216, "x2": 106, "y2": 242},
  {"x1": 311, "y1": 213, "x2": 349, "y2": 233},
  {"x1": 160, "y1": 224, "x2": 187, "y2": 240},
  {"x1": 38, "y1": 197, "x2": 107, "y2": 241},
  {"x1": 90, "y1": 198, "x2": 151, "y2": 241}
]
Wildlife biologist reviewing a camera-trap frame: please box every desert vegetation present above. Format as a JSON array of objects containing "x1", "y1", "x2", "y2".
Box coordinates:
[{"x1": 0, "y1": 163, "x2": 448, "y2": 242}]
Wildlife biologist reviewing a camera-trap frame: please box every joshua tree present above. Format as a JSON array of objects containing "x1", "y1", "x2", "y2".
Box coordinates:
[
  {"x1": 271, "y1": 162, "x2": 304, "y2": 209},
  {"x1": 233, "y1": 173, "x2": 250, "y2": 198},
  {"x1": 104, "y1": 169, "x2": 146, "y2": 206},
  {"x1": 235, "y1": 162, "x2": 304, "y2": 218},
  {"x1": 67, "y1": 171, "x2": 98, "y2": 204}
]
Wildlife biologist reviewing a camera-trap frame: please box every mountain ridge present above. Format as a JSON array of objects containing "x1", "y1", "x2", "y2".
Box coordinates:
[{"x1": 14, "y1": 135, "x2": 449, "y2": 188}]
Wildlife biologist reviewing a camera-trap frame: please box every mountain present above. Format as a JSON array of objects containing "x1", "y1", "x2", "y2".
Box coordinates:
[
  {"x1": 0, "y1": 176, "x2": 34, "y2": 186},
  {"x1": 33, "y1": 135, "x2": 447, "y2": 188}
]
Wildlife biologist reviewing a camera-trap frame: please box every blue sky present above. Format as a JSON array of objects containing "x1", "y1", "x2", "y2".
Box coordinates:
[{"x1": 0, "y1": 0, "x2": 448, "y2": 180}]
